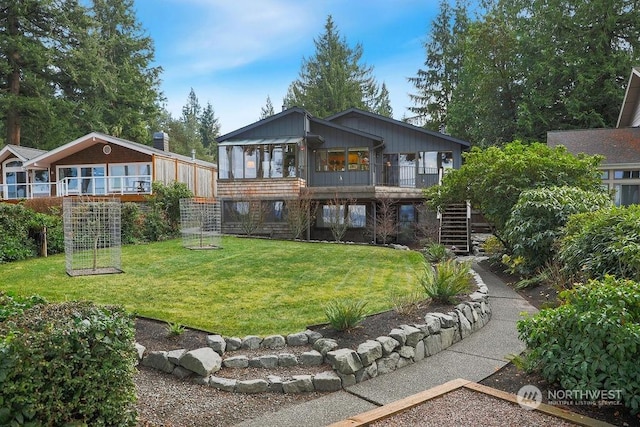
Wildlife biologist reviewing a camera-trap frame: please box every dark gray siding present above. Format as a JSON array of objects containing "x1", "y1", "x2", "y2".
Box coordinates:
[
  {"x1": 234, "y1": 110, "x2": 306, "y2": 139},
  {"x1": 308, "y1": 122, "x2": 377, "y2": 187},
  {"x1": 332, "y1": 113, "x2": 464, "y2": 168}
]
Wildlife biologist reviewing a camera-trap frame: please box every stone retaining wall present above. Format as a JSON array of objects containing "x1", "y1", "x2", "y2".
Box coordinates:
[{"x1": 137, "y1": 268, "x2": 491, "y2": 394}]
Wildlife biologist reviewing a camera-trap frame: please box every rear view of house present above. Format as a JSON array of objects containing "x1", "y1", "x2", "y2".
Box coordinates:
[{"x1": 217, "y1": 107, "x2": 470, "y2": 244}]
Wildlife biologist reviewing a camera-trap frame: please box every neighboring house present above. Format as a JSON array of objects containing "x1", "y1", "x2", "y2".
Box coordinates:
[
  {"x1": 217, "y1": 107, "x2": 471, "y2": 243},
  {"x1": 0, "y1": 132, "x2": 216, "y2": 201},
  {"x1": 548, "y1": 67, "x2": 640, "y2": 206}
]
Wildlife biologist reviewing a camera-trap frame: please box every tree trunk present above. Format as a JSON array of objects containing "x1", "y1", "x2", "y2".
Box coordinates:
[{"x1": 6, "y1": 7, "x2": 21, "y2": 146}]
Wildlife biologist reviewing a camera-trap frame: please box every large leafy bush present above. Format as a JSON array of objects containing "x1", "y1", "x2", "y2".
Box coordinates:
[
  {"x1": 0, "y1": 204, "x2": 37, "y2": 262},
  {"x1": 0, "y1": 301, "x2": 138, "y2": 426},
  {"x1": 558, "y1": 205, "x2": 640, "y2": 281},
  {"x1": 425, "y1": 141, "x2": 603, "y2": 246},
  {"x1": 503, "y1": 186, "x2": 612, "y2": 274},
  {"x1": 517, "y1": 277, "x2": 640, "y2": 414}
]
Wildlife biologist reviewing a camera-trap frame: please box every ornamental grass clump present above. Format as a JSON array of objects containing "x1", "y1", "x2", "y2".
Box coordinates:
[
  {"x1": 420, "y1": 259, "x2": 473, "y2": 304},
  {"x1": 421, "y1": 242, "x2": 454, "y2": 263},
  {"x1": 324, "y1": 299, "x2": 368, "y2": 331}
]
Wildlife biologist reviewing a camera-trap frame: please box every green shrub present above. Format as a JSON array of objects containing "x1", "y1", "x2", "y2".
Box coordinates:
[
  {"x1": 148, "y1": 181, "x2": 193, "y2": 232},
  {"x1": 558, "y1": 205, "x2": 640, "y2": 281},
  {"x1": 517, "y1": 277, "x2": 640, "y2": 414},
  {"x1": 425, "y1": 141, "x2": 603, "y2": 244},
  {"x1": 422, "y1": 243, "x2": 453, "y2": 263},
  {"x1": 503, "y1": 186, "x2": 612, "y2": 274},
  {"x1": 0, "y1": 301, "x2": 138, "y2": 426},
  {"x1": 420, "y1": 259, "x2": 473, "y2": 304},
  {"x1": 121, "y1": 202, "x2": 144, "y2": 244},
  {"x1": 324, "y1": 299, "x2": 368, "y2": 331},
  {"x1": 0, "y1": 292, "x2": 47, "y2": 322},
  {"x1": 481, "y1": 235, "x2": 504, "y2": 256},
  {"x1": 0, "y1": 204, "x2": 38, "y2": 262}
]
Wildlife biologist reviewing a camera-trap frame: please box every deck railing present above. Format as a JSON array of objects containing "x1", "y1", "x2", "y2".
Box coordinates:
[{"x1": 0, "y1": 175, "x2": 153, "y2": 200}]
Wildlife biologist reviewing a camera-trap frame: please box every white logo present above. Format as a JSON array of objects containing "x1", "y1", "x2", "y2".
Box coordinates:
[{"x1": 517, "y1": 385, "x2": 542, "y2": 410}]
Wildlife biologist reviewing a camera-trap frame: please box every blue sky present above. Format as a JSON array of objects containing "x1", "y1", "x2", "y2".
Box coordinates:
[{"x1": 133, "y1": 0, "x2": 441, "y2": 134}]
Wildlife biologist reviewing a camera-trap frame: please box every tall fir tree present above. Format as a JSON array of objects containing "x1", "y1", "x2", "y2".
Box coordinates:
[
  {"x1": 408, "y1": 0, "x2": 469, "y2": 131},
  {"x1": 260, "y1": 95, "x2": 275, "y2": 119},
  {"x1": 0, "y1": 0, "x2": 88, "y2": 146},
  {"x1": 283, "y1": 15, "x2": 389, "y2": 118},
  {"x1": 505, "y1": 0, "x2": 640, "y2": 140},
  {"x1": 199, "y1": 101, "x2": 220, "y2": 159},
  {"x1": 79, "y1": 0, "x2": 161, "y2": 142},
  {"x1": 0, "y1": 0, "x2": 161, "y2": 148}
]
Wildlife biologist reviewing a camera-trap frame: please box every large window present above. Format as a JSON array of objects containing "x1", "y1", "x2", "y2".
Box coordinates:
[
  {"x1": 348, "y1": 148, "x2": 369, "y2": 171},
  {"x1": 316, "y1": 148, "x2": 369, "y2": 172},
  {"x1": 614, "y1": 184, "x2": 640, "y2": 206},
  {"x1": 3, "y1": 159, "x2": 27, "y2": 199},
  {"x1": 109, "y1": 163, "x2": 151, "y2": 192},
  {"x1": 219, "y1": 143, "x2": 298, "y2": 179},
  {"x1": 418, "y1": 151, "x2": 453, "y2": 174},
  {"x1": 57, "y1": 165, "x2": 106, "y2": 195},
  {"x1": 317, "y1": 204, "x2": 366, "y2": 228},
  {"x1": 614, "y1": 170, "x2": 640, "y2": 179}
]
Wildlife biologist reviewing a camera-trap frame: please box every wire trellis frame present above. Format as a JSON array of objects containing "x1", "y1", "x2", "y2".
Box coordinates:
[
  {"x1": 63, "y1": 197, "x2": 123, "y2": 276},
  {"x1": 179, "y1": 198, "x2": 222, "y2": 249}
]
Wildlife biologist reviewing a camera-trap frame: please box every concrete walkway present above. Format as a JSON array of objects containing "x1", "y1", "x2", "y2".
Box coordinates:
[{"x1": 237, "y1": 260, "x2": 538, "y2": 427}]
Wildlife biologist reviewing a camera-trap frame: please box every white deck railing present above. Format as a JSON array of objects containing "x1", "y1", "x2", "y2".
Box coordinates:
[{"x1": 0, "y1": 175, "x2": 152, "y2": 200}]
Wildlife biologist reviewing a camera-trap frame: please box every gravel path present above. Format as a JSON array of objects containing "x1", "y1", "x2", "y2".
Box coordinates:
[
  {"x1": 135, "y1": 367, "x2": 326, "y2": 426},
  {"x1": 370, "y1": 388, "x2": 577, "y2": 427}
]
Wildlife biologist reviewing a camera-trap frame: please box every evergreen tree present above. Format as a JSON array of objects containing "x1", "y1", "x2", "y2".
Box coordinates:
[
  {"x1": 0, "y1": 0, "x2": 161, "y2": 148},
  {"x1": 199, "y1": 102, "x2": 220, "y2": 159},
  {"x1": 506, "y1": 0, "x2": 640, "y2": 139},
  {"x1": 0, "y1": 0, "x2": 87, "y2": 146},
  {"x1": 79, "y1": 0, "x2": 161, "y2": 141},
  {"x1": 373, "y1": 83, "x2": 393, "y2": 118},
  {"x1": 447, "y1": 10, "x2": 521, "y2": 146},
  {"x1": 408, "y1": 0, "x2": 469, "y2": 131},
  {"x1": 260, "y1": 95, "x2": 275, "y2": 119},
  {"x1": 284, "y1": 15, "x2": 388, "y2": 118}
]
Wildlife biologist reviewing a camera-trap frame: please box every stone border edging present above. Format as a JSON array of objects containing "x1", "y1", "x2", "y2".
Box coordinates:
[{"x1": 136, "y1": 265, "x2": 492, "y2": 394}]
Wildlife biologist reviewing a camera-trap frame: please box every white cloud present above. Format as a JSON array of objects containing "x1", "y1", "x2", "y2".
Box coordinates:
[{"x1": 162, "y1": 0, "x2": 321, "y2": 75}]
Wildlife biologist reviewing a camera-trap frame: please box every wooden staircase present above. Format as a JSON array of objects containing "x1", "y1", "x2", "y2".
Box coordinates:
[{"x1": 438, "y1": 203, "x2": 470, "y2": 254}]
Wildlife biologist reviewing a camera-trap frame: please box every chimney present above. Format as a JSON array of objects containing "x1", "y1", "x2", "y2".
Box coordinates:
[{"x1": 153, "y1": 131, "x2": 169, "y2": 151}]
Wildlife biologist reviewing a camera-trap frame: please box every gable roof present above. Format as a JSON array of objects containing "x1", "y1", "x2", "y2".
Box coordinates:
[
  {"x1": 217, "y1": 107, "x2": 309, "y2": 142},
  {"x1": 547, "y1": 127, "x2": 640, "y2": 165},
  {"x1": 0, "y1": 144, "x2": 47, "y2": 163},
  {"x1": 617, "y1": 67, "x2": 640, "y2": 128},
  {"x1": 325, "y1": 108, "x2": 471, "y2": 147},
  {"x1": 24, "y1": 132, "x2": 216, "y2": 169},
  {"x1": 217, "y1": 106, "x2": 384, "y2": 144}
]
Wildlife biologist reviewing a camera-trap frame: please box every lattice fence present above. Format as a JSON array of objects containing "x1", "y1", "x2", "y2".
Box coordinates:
[
  {"x1": 63, "y1": 197, "x2": 122, "y2": 276},
  {"x1": 179, "y1": 198, "x2": 222, "y2": 249}
]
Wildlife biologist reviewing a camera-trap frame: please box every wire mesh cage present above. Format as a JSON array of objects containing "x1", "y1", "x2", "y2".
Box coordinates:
[
  {"x1": 179, "y1": 198, "x2": 222, "y2": 249},
  {"x1": 63, "y1": 197, "x2": 122, "y2": 276}
]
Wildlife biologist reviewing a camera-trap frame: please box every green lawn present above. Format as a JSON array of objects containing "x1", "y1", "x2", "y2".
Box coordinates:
[{"x1": 0, "y1": 237, "x2": 425, "y2": 336}]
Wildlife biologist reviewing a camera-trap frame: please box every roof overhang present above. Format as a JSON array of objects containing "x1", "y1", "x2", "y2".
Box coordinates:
[
  {"x1": 617, "y1": 67, "x2": 640, "y2": 128},
  {"x1": 24, "y1": 132, "x2": 156, "y2": 168},
  {"x1": 218, "y1": 137, "x2": 304, "y2": 146}
]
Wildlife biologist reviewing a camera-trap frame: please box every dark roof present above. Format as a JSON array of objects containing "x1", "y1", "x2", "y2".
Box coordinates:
[
  {"x1": 217, "y1": 107, "x2": 309, "y2": 142},
  {"x1": 325, "y1": 108, "x2": 471, "y2": 147},
  {"x1": 547, "y1": 128, "x2": 640, "y2": 165},
  {"x1": 217, "y1": 106, "x2": 384, "y2": 144}
]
